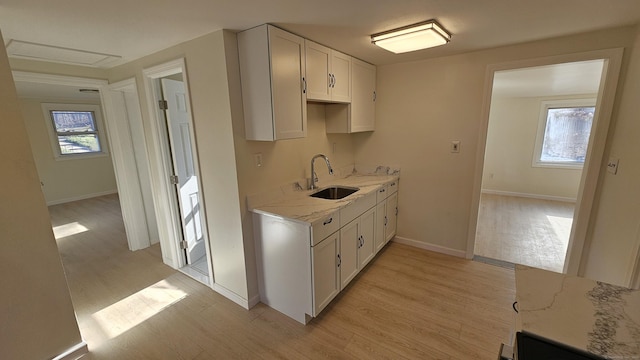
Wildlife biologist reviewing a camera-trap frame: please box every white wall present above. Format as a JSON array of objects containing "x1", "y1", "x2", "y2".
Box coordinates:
[
  {"x1": 107, "y1": 30, "x2": 251, "y2": 301},
  {"x1": 0, "y1": 30, "x2": 83, "y2": 360},
  {"x1": 354, "y1": 25, "x2": 638, "y2": 269},
  {"x1": 482, "y1": 95, "x2": 589, "y2": 200},
  {"x1": 20, "y1": 97, "x2": 118, "y2": 204},
  {"x1": 581, "y1": 26, "x2": 640, "y2": 286}
]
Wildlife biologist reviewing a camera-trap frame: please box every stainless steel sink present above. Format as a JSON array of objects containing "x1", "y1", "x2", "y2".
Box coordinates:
[{"x1": 310, "y1": 186, "x2": 359, "y2": 200}]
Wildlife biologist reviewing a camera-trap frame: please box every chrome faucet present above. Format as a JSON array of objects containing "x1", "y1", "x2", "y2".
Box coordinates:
[{"x1": 310, "y1": 154, "x2": 333, "y2": 190}]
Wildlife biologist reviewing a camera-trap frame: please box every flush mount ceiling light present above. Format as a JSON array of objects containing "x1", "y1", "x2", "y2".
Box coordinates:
[{"x1": 371, "y1": 20, "x2": 451, "y2": 54}]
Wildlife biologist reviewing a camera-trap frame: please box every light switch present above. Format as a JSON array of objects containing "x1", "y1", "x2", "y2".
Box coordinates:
[{"x1": 607, "y1": 158, "x2": 619, "y2": 174}]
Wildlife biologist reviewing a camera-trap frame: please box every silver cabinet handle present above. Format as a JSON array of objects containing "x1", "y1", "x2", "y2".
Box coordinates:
[
  {"x1": 323, "y1": 217, "x2": 333, "y2": 225},
  {"x1": 361, "y1": 235, "x2": 364, "y2": 247},
  {"x1": 332, "y1": 74, "x2": 336, "y2": 88}
]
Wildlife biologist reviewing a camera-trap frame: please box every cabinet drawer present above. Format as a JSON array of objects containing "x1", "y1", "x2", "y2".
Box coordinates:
[
  {"x1": 376, "y1": 184, "x2": 389, "y2": 202},
  {"x1": 388, "y1": 180, "x2": 398, "y2": 195},
  {"x1": 341, "y1": 191, "x2": 376, "y2": 226},
  {"x1": 311, "y1": 211, "x2": 340, "y2": 246}
]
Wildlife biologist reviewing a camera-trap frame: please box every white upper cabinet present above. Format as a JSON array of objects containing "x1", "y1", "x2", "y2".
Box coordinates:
[
  {"x1": 238, "y1": 25, "x2": 307, "y2": 141},
  {"x1": 325, "y1": 58, "x2": 376, "y2": 133},
  {"x1": 305, "y1": 40, "x2": 351, "y2": 103}
]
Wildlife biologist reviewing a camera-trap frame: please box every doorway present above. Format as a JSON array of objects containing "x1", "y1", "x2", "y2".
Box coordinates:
[
  {"x1": 143, "y1": 59, "x2": 212, "y2": 285},
  {"x1": 467, "y1": 48, "x2": 624, "y2": 275},
  {"x1": 474, "y1": 60, "x2": 603, "y2": 272}
]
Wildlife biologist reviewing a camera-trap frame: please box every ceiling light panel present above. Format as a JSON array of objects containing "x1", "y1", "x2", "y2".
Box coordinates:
[{"x1": 371, "y1": 20, "x2": 451, "y2": 54}]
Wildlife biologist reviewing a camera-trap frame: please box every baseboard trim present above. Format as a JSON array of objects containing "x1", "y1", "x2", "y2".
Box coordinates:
[
  {"x1": 392, "y1": 236, "x2": 466, "y2": 258},
  {"x1": 212, "y1": 283, "x2": 250, "y2": 309},
  {"x1": 481, "y1": 189, "x2": 576, "y2": 203},
  {"x1": 47, "y1": 190, "x2": 118, "y2": 206},
  {"x1": 52, "y1": 341, "x2": 88, "y2": 360},
  {"x1": 248, "y1": 294, "x2": 261, "y2": 309}
]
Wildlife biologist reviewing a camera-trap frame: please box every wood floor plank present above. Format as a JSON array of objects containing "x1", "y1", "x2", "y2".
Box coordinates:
[{"x1": 49, "y1": 194, "x2": 517, "y2": 359}]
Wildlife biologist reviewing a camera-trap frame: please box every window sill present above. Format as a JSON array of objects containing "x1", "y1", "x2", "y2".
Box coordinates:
[
  {"x1": 531, "y1": 161, "x2": 584, "y2": 170},
  {"x1": 54, "y1": 152, "x2": 109, "y2": 162}
]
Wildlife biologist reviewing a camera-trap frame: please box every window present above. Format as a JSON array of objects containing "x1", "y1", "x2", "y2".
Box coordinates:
[
  {"x1": 42, "y1": 103, "x2": 107, "y2": 159},
  {"x1": 533, "y1": 99, "x2": 596, "y2": 169}
]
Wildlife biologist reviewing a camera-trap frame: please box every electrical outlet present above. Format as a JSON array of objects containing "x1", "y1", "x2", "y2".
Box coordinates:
[
  {"x1": 451, "y1": 140, "x2": 461, "y2": 153},
  {"x1": 607, "y1": 158, "x2": 619, "y2": 174},
  {"x1": 254, "y1": 153, "x2": 263, "y2": 167}
]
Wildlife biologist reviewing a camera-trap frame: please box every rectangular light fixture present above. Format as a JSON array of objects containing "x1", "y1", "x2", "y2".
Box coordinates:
[{"x1": 371, "y1": 20, "x2": 451, "y2": 54}]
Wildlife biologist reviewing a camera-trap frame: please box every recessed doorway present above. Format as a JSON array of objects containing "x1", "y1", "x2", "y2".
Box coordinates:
[{"x1": 470, "y1": 54, "x2": 619, "y2": 273}]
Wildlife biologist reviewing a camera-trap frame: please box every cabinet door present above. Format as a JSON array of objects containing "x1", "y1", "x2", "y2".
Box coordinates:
[
  {"x1": 311, "y1": 232, "x2": 340, "y2": 316},
  {"x1": 375, "y1": 201, "x2": 386, "y2": 253},
  {"x1": 385, "y1": 192, "x2": 398, "y2": 243},
  {"x1": 350, "y1": 58, "x2": 376, "y2": 132},
  {"x1": 305, "y1": 40, "x2": 331, "y2": 102},
  {"x1": 339, "y1": 219, "x2": 359, "y2": 289},
  {"x1": 269, "y1": 26, "x2": 307, "y2": 140},
  {"x1": 358, "y1": 207, "x2": 376, "y2": 269},
  {"x1": 330, "y1": 51, "x2": 351, "y2": 103}
]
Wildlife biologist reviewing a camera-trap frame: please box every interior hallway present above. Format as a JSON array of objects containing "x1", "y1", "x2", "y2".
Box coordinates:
[
  {"x1": 49, "y1": 194, "x2": 516, "y2": 359},
  {"x1": 474, "y1": 193, "x2": 575, "y2": 273}
]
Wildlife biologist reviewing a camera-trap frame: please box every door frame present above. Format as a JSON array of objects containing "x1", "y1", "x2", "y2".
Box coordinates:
[
  {"x1": 142, "y1": 58, "x2": 212, "y2": 281},
  {"x1": 102, "y1": 78, "x2": 155, "y2": 251},
  {"x1": 466, "y1": 48, "x2": 624, "y2": 276}
]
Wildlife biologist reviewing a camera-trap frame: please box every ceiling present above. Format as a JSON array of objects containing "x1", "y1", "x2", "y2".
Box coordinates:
[
  {"x1": 2, "y1": 0, "x2": 640, "y2": 69},
  {"x1": 492, "y1": 60, "x2": 605, "y2": 98}
]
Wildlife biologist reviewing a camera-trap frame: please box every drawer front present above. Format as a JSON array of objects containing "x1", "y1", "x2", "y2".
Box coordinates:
[
  {"x1": 376, "y1": 184, "x2": 389, "y2": 202},
  {"x1": 311, "y1": 211, "x2": 340, "y2": 246},
  {"x1": 388, "y1": 179, "x2": 398, "y2": 195},
  {"x1": 341, "y1": 191, "x2": 377, "y2": 226}
]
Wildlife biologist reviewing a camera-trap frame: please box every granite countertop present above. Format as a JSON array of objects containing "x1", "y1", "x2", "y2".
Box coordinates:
[
  {"x1": 516, "y1": 265, "x2": 640, "y2": 359},
  {"x1": 247, "y1": 165, "x2": 399, "y2": 225}
]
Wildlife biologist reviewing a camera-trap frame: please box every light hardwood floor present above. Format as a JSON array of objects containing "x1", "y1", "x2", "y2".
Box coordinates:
[
  {"x1": 50, "y1": 194, "x2": 516, "y2": 360},
  {"x1": 474, "y1": 193, "x2": 575, "y2": 273}
]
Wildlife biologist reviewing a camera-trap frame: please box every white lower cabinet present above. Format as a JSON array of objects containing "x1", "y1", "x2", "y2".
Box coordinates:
[
  {"x1": 254, "y1": 179, "x2": 398, "y2": 324},
  {"x1": 375, "y1": 180, "x2": 399, "y2": 251},
  {"x1": 339, "y1": 206, "x2": 376, "y2": 289},
  {"x1": 311, "y1": 231, "x2": 340, "y2": 315}
]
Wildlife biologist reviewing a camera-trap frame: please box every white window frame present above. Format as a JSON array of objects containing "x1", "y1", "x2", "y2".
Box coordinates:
[
  {"x1": 41, "y1": 103, "x2": 108, "y2": 160},
  {"x1": 532, "y1": 98, "x2": 596, "y2": 169}
]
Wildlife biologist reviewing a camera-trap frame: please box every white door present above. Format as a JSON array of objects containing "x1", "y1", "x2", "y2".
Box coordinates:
[{"x1": 161, "y1": 78, "x2": 205, "y2": 264}]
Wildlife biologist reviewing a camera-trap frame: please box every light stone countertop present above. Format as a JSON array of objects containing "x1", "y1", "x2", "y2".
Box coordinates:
[
  {"x1": 248, "y1": 167, "x2": 399, "y2": 225},
  {"x1": 516, "y1": 265, "x2": 640, "y2": 359}
]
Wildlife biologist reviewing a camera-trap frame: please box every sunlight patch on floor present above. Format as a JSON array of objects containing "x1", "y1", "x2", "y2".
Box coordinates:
[
  {"x1": 546, "y1": 214, "x2": 573, "y2": 245},
  {"x1": 53, "y1": 221, "x2": 89, "y2": 239},
  {"x1": 90, "y1": 279, "x2": 188, "y2": 341}
]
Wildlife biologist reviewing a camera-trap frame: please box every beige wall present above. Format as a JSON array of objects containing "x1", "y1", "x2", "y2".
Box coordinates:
[
  {"x1": 354, "y1": 25, "x2": 638, "y2": 267},
  {"x1": 482, "y1": 96, "x2": 588, "y2": 199},
  {"x1": 108, "y1": 30, "x2": 251, "y2": 300},
  {"x1": 0, "y1": 31, "x2": 83, "y2": 360},
  {"x1": 582, "y1": 26, "x2": 640, "y2": 285},
  {"x1": 20, "y1": 98, "x2": 118, "y2": 204}
]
